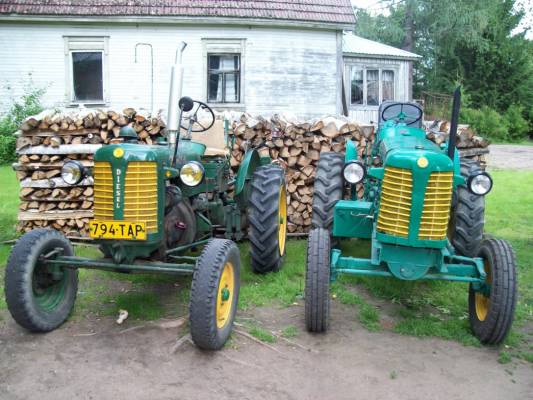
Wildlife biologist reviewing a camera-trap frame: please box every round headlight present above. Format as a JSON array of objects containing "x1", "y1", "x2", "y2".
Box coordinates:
[
  {"x1": 468, "y1": 172, "x2": 493, "y2": 195},
  {"x1": 61, "y1": 161, "x2": 84, "y2": 185},
  {"x1": 180, "y1": 161, "x2": 204, "y2": 186},
  {"x1": 343, "y1": 161, "x2": 366, "y2": 184}
]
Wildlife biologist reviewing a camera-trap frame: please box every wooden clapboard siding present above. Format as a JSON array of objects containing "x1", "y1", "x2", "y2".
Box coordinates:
[{"x1": 0, "y1": 23, "x2": 339, "y2": 118}]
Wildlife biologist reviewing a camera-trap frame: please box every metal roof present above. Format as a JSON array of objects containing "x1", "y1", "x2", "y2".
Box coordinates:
[
  {"x1": 343, "y1": 33, "x2": 421, "y2": 60},
  {"x1": 0, "y1": 0, "x2": 356, "y2": 27}
]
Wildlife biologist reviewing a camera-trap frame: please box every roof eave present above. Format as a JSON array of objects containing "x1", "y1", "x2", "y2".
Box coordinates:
[
  {"x1": 343, "y1": 51, "x2": 421, "y2": 61},
  {"x1": 0, "y1": 14, "x2": 355, "y2": 31}
]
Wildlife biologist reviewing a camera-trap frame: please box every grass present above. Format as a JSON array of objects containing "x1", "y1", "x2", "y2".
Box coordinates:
[
  {"x1": 281, "y1": 325, "x2": 298, "y2": 338},
  {"x1": 248, "y1": 324, "x2": 277, "y2": 343},
  {"x1": 0, "y1": 165, "x2": 532, "y2": 359}
]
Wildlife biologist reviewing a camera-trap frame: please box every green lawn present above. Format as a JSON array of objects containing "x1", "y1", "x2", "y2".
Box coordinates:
[{"x1": 0, "y1": 165, "x2": 532, "y2": 360}]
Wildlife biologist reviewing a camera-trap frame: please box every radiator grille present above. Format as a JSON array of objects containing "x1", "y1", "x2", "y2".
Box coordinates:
[
  {"x1": 377, "y1": 167, "x2": 413, "y2": 238},
  {"x1": 418, "y1": 172, "x2": 453, "y2": 240},
  {"x1": 124, "y1": 162, "x2": 158, "y2": 232},
  {"x1": 93, "y1": 161, "x2": 113, "y2": 221}
]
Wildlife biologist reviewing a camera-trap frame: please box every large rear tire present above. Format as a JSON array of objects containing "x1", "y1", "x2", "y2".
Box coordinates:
[
  {"x1": 248, "y1": 165, "x2": 287, "y2": 273},
  {"x1": 5, "y1": 229, "x2": 78, "y2": 332},
  {"x1": 311, "y1": 152, "x2": 344, "y2": 231},
  {"x1": 305, "y1": 228, "x2": 331, "y2": 333},
  {"x1": 468, "y1": 239, "x2": 517, "y2": 345},
  {"x1": 450, "y1": 159, "x2": 485, "y2": 257},
  {"x1": 189, "y1": 239, "x2": 240, "y2": 350}
]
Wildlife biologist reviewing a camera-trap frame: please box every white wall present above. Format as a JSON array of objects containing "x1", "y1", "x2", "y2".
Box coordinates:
[
  {"x1": 343, "y1": 56, "x2": 412, "y2": 124},
  {"x1": 0, "y1": 22, "x2": 339, "y2": 118}
]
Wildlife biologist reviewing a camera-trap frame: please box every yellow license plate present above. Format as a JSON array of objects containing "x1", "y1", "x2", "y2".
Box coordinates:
[{"x1": 89, "y1": 220, "x2": 147, "y2": 240}]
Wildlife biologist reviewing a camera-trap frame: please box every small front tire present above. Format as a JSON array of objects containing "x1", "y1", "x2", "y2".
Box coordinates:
[
  {"x1": 468, "y1": 238, "x2": 517, "y2": 345},
  {"x1": 305, "y1": 228, "x2": 331, "y2": 332},
  {"x1": 4, "y1": 229, "x2": 78, "y2": 332},
  {"x1": 189, "y1": 239, "x2": 240, "y2": 350}
]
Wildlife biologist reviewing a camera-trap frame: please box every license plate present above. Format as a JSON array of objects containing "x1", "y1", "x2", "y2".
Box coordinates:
[{"x1": 89, "y1": 220, "x2": 147, "y2": 240}]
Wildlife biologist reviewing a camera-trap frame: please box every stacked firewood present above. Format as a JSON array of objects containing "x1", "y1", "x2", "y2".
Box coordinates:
[
  {"x1": 424, "y1": 120, "x2": 490, "y2": 169},
  {"x1": 15, "y1": 108, "x2": 166, "y2": 237},
  {"x1": 228, "y1": 114, "x2": 375, "y2": 233}
]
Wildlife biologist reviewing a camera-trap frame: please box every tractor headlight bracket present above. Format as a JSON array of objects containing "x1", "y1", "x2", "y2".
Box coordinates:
[
  {"x1": 343, "y1": 161, "x2": 366, "y2": 184},
  {"x1": 61, "y1": 160, "x2": 86, "y2": 185},
  {"x1": 180, "y1": 161, "x2": 205, "y2": 187},
  {"x1": 467, "y1": 172, "x2": 493, "y2": 195}
]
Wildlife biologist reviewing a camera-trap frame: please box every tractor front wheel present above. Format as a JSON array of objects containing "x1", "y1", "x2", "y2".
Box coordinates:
[
  {"x1": 468, "y1": 238, "x2": 517, "y2": 345},
  {"x1": 248, "y1": 165, "x2": 287, "y2": 273},
  {"x1": 189, "y1": 239, "x2": 240, "y2": 350},
  {"x1": 4, "y1": 229, "x2": 78, "y2": 332},
  {"x1": 311, "y1": 152, "x2": 344, "y2": 231},
  {"x1": 305, "y1": 228, "x2": 331, "y2": 332}
]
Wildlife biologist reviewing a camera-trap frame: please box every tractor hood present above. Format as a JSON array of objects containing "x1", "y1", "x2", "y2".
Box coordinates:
[
  {"x1": 94, "y1": 142, "x2": 170, "y2": 165},
  {"x1": 379, "y1": 127, "x2": 453, "y2": 172}
]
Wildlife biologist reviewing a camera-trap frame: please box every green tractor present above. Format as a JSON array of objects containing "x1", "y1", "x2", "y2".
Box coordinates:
[
  {"x1": 306, "y1": 88, "x2": 517, "y2": 344},
  {"x1": 4, "y1": 42, "x2": 287, "y2": 350}
]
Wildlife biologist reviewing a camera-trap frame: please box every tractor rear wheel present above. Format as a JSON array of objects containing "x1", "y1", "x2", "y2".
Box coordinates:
[
  {"x1": 449, "y1": 159, "x2": 485, "y2": 257},
  {"x1": 248, "y1": 165, "x2": 287, "y2": 273},
  {"x1": 5, "y1": 229, "x2": 78, "y2": 332},
  {"x1": 189, "y1": 239, "x2": 240, "y2": 350},
  {"x1": 305, "y1": 228, "x2": 331, "y2": 332},
  {"x1": 468, "y1": 238, "x2": 517, "y2": 345},
  {"x1": 311, "y1": 152, "x2": 344, "y2": 231}
]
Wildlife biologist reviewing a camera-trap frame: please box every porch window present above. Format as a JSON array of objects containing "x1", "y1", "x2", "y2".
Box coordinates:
[
  {"x1": 207, "y1": 54, "x2": 240, "y2": 103},
  {"x1": 348, "y1": 65, "x2": 397, "y2": 106}
]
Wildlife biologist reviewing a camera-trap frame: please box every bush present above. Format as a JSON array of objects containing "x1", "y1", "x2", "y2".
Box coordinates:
[
  {"x1": 504, "y1": 104, "x2": 529, "y2": 141},
  {"x1": 461, "y1": 106, "x2": 509, "y2": 141},
  {"x1": 0, "y1": 135, "x2": 16, "y2": 164}
]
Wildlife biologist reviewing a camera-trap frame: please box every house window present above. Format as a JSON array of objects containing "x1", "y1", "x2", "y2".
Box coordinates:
[
  {"x1": 348, "y1": 65, "x2": 396, "y2": 106},
  {"x1": 64, "y1": 37, "x2": 109, "y2": 104},
  {"x1": 207, "y1": 54, "x2": 240, "y2": 103}
]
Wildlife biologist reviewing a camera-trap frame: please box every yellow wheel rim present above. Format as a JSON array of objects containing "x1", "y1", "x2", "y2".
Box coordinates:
[
  {"x1": 278, "y1": 185, "x2": 287, "y2": 256},
  {"x1": 475, "y1": 260, "x2": 492, "y2": 321},
  {"x1": 216, "y1": 262, "x2": 235, "y2": 329}
]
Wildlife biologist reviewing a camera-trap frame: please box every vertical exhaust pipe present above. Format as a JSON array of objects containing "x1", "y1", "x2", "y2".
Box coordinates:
[
  {"x1": 448, "y1": 86, "x2": 461, "y2": 161},
  {"x1": 168, "y1": 41, "x2": 187, "y2": 166}
]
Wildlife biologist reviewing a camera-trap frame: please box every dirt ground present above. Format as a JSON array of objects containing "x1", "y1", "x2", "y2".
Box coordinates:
[
  {"x1": 1, "y1": 300, "x2": 531, "y2": 400},
  {"x1": 488, "y1": 144, "x2": 533, "y2": 169}
]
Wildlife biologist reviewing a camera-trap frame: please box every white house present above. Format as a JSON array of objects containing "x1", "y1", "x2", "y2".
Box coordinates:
[{"x1": 0, "y1": 1, "x2": 419, "y2": 123}]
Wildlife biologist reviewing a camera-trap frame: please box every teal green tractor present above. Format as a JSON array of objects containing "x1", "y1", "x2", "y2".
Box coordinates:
[
  {"x1": 4, "y1": 42, "x2": 287, "y2": 350},
  {"x1": 305, "y1": 88, "x2": 517, "y2": 344}
]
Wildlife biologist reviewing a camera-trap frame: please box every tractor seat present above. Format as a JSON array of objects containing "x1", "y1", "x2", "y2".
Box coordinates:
[{"x1": 191, "y1": 119, "x2": 229, "y2": 157}]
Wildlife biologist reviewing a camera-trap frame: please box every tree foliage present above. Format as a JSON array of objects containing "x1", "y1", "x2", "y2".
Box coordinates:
[{"x1": 353, "y1": 0, "x2": 533, "y2": 140}]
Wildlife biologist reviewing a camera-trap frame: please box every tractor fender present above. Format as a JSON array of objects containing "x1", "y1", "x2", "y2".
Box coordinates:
[
  {"x1": 234, "y1": 149, "x2": 261, "y2": 199},
  {"x1": 345, "y1": 140, "x2": 358, "y2": 163}
]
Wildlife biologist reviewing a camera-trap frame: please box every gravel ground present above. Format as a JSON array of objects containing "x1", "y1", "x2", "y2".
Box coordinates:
[{"x1": 488, "y1": 144, "x2": 533, "y2": 169}]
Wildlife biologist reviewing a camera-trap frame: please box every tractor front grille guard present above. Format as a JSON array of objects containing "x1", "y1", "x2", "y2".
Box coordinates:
[
  {"x1": 93, "y1": 161, "x2": 158, "y2": 233},
  {"x1": 377, "y1": 167, "x2": 453, "y2": 241}
]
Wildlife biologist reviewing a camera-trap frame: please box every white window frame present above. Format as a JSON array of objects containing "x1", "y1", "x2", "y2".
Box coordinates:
[
  {"x1": 345, "y1": 62, "x2": 399, "y2": 108},
  {"x1": 64, "y1": 36, "x2": 109, "y2": 106},
  {"x1": 202, "y1": 38, "x2": 246, "y2": 109}
]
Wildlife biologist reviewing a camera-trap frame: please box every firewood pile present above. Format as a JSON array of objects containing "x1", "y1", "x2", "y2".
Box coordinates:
[
  {"x1": 14, "y1": 108, "x2": 166, "y2": 237},
  {"x1": 424, "y1": 120, "x2": 490, "y2": 169},
  {"x1": 228, "y1": 114, "x2": 375, "y2": 233}
]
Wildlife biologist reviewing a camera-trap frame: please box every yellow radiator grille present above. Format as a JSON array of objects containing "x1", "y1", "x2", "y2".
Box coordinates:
[
  {"x1": 419, "y1": 172, "x2": 453, "y2": 240},
  {"x1": 124, "y1": 162, "x2": 158, "y2": 232},
  {"x1": 93, "y1": 161, "x2": 114, "y2": 221},
  {"x1": 377, "y1": 167, "x2": 413, "y2": 238}
]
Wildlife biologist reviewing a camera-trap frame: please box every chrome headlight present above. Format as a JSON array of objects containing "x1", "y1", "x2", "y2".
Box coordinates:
[
  {"x1": 61, "y1": 160, "x2": 84, "y2": 185},
  {"x1": 180, "y1": 161, "x2": 204, "y2": 186},
  {"x1": 343, "y1": 161, "x2": 366, "y2": 184},
  {"x1": 467, "y1": 172, "x2": 493, "y2": 195}
]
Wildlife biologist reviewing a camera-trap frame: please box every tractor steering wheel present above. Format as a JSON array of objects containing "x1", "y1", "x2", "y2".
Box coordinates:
[
  {"x1": 381, "y1": 103, "x2": 422, "y2": 126},
  {"x1": 179, "y1": 97, "x2": 215, "y2": 133}
]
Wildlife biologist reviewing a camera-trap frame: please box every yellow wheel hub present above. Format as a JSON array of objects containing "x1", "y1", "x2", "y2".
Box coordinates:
[
  {"x1": 216, "y1": 262, "x2": 234, "y2": 329},
  {"x1": 475, "y1": 260, "x2": 492, "y2": 321},
  {"x1": 278, "y1": 186, "x2": 287, "y2": 256}
]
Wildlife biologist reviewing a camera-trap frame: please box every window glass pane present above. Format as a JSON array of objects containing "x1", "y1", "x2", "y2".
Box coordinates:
[
  {"x1": 367, "y1": 69, "x2": 379, "y2": 106},
  {"x1": 208, "y1": 55, "x2": 221, "y2": 70},
  {"x1": 72, "y1": 51, "x2": 103, "y2": 101},
  {"x1": 350, "y1": 67, "x2": 363, "y2": 105},
  {"x1": 208, "y1": 73, "x2": 223, "y2": 102},
  {"x1": 224, "y1": 72, "x2": 240, "y2": 103},
  {"x1": 382, "y1": 70, "x2": 395, "y2": 101}
]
